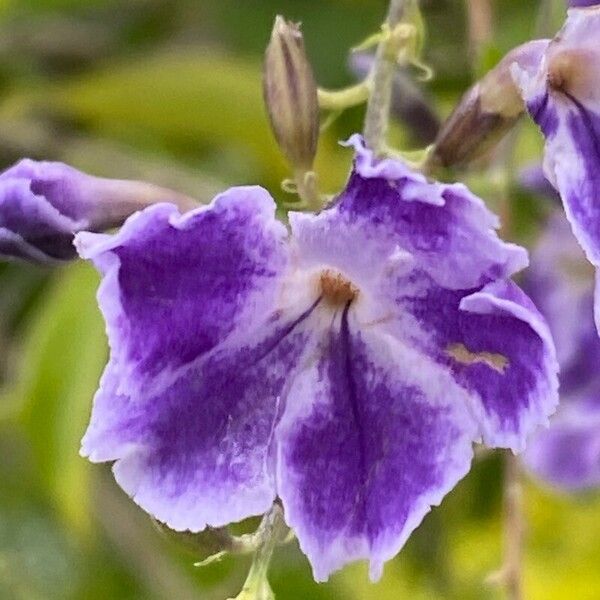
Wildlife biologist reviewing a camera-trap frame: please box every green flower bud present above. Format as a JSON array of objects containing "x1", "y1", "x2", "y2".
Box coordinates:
[{"x1": 263, "y1": 16, "x2": 319, "y2": 171}]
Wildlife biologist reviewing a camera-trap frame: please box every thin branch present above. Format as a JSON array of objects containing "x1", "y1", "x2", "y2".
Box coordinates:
[
  {"x1": 503, "y1": 453, "x2": 524, "y2": 600},
  {"x1": 487, "y1": 452, "x2": 524, "y2": 600},
  {"x1": 466, "y1": 0, "x2": 494, "y2": 67},
  {"x1": 363, "y1": 0, "x2": 411, "y2": 152}
]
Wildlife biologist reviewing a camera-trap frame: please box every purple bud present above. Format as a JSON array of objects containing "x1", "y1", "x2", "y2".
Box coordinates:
[
  {"x1": 0, "y1": 159, "x2": 195, "y2": 263},
  {"x1": 263, "y1": 16, "x2": 319, "y2": 171},
  {"x1": 428, "y1": 40, "x2": 549, "y2": 169}
]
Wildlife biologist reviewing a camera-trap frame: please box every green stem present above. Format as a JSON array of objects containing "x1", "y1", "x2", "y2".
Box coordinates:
[
  {"x1": 503, "y1": 453, "x2": 524, "y2": 600},
  {"x1": 232, "y1": 505, "x2": 288, "y2": 600},
  {"x1": 466, "y1": 0, "x2": 493, "y2": 72},
  {"x1": 294, "y1": 170, "x2": 320, "y2": 211},
  {"x1": 317, "y1": 82, "x2": 371, "y2": 111},
  {"x1": 362, "y1": 0, "x2": 411, "y2": 153}
]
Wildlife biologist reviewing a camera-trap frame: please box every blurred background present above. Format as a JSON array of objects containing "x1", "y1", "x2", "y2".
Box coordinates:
[{"x1": 0, "y1": 0, "x2": 598, "y2": 598}]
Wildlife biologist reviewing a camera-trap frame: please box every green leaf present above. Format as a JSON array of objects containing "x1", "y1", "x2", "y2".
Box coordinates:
[
  {"x1": 17, "y1": 262, "x2": 106, "y2": 538},
  {"x1": 0, "y1": 48, "x2": 354, "y2": 202},
  {"x1": 42, "y1": 51, "x2": 349, "y2": 195}
]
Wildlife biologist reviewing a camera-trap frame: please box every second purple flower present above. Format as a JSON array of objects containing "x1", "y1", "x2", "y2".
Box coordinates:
[{"x1": 524, "y1": 212, "x2": 600, "y2": 490}]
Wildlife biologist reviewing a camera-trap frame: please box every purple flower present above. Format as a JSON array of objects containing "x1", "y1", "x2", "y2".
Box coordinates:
[
  {"x1": 76, "y1": 137, "x2": 558, "y2": 581},
  {"x1": 569, "y1": 1, "x2": 598, "y2": 7},
  {"x1": 512, "y1": 7, "x2": 600, "y2": 328},
  {"x1": 524, "y1": 212, "x2": 600, "y2": 490},
  {"x1": 0, "y1": 159, "x2": 194, "y2": 263}
]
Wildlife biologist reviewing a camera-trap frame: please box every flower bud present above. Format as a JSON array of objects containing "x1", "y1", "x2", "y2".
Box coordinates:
[
  {"x1": 0, "y1": 159, "x2": 196, "y2": 264},
  {"x1": 263, "y1": 16, "x2": 319, "y2": 171},
  {"x1": 428, "y1": 40, "x2": 549, "y2": 169}
]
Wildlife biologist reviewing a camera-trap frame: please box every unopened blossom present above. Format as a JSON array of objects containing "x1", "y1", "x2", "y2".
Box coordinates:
[
  {"x1": 263, "y1": 16, "x2": 319, "y2": 172},
  {"x1": 512, "y1": 6, "x2": 600, "y2": 327},
  {"x1": 0, "y1": 159, "x2": 194, "y2": 263},
  {"x1": 77, "y1": 137, "x2": 558, "y2": 582},
  {"x1": 524, "y1": 213, "x2": 600, "y2": 490}
]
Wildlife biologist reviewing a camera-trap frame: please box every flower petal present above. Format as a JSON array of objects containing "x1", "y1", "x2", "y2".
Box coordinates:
[
  {"x1": 522, "y1": 211, "x2": 600, "y2": 490},
  {"x1": 296, "y1": 136, "x2": 527, "y2": 291},
  {"x1": 457, "y1": 281, "x2": 559, "y2": 450},
  {"x1": 1, "y1": 159, "x2": 100, "y2": 223},
  {"x1": 525, "y1": 396, "x2": 600, "y2": 490},
  {"x1": 76, "y1": 187, "x2": 288, "y2": 390},
  {"x1": 397, "y1": 274, "x2": 559, "y2": 451},
  {"x1": 0, "y1": 176, "x2": 82, "y2": 261},
  {"x1": 289, "y1": 148, "x2": 554, "y2": 453},
  {"x1": 276, "y1": 307, "x2": 477, "y2": 582},
  {"x1": 83, "y1": 306, "x2": 319, "y2": 531},
  {"x1": 0, "y1": 227, "x2": 71, "y2": 264},
  {"x1": 524, "y1": 212, "x2": 598, "y2": 391},
  {"x1": 0, "y1": 159, "x2": 194, "y2": 263},
  {"x1": 513, "y1": 8, "x2": 600, "y2": 274},
  {"x1": 568, "y1": 1, "x2": 599, "y2": 7}
]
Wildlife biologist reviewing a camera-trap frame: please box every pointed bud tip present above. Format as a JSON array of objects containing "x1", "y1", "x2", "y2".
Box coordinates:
[{"x1": 272, "y1": 15, "x2": 300, "y2": 38}]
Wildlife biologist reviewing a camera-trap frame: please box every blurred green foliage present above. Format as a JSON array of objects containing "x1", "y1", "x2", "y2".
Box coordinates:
[{"x1": 0, "y1": 0, "x2": 598, "y2": 599}]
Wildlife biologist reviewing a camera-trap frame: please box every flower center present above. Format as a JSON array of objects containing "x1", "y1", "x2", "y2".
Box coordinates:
[
  {"x1": 547, "y1": 50, "x2": 593, "y2": 97},
  {"x1": 319, "y1": 269, "x2": 358, "y2": 307},
  {"x1": 548, "y1": 53, "x2": 572, "y2": 92}
]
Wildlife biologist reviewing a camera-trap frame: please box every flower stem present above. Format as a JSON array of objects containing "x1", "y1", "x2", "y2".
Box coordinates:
[
  {"x1": 318, "y1": 82, "x2": 371, "y2": 111},
  {"x1": 294, "y1": 169, "x2": 321, "y2": 211},
  {"x1": 230, "y1": 505, "x2": 289, "y2": 600},
  {"x1": 486, "y1": 454, "x2": 524, "y2": 599},
  {"x1": 503, "y1": 453, "x2": 524, "y2": 600},
  {"x1": 362, "y1": 0, "x2": 411, "y2": 153},
  {"x1": 504, "y1": 453, "x2": 524, "y2": 600},
  {"x1": 466, "y1": 0, "x2": 493, "y2": 70}
]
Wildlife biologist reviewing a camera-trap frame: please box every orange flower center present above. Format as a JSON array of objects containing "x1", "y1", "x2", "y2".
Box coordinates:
[{"x1": 319, "y1": 270, "x2": 358, "y2": 307}]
